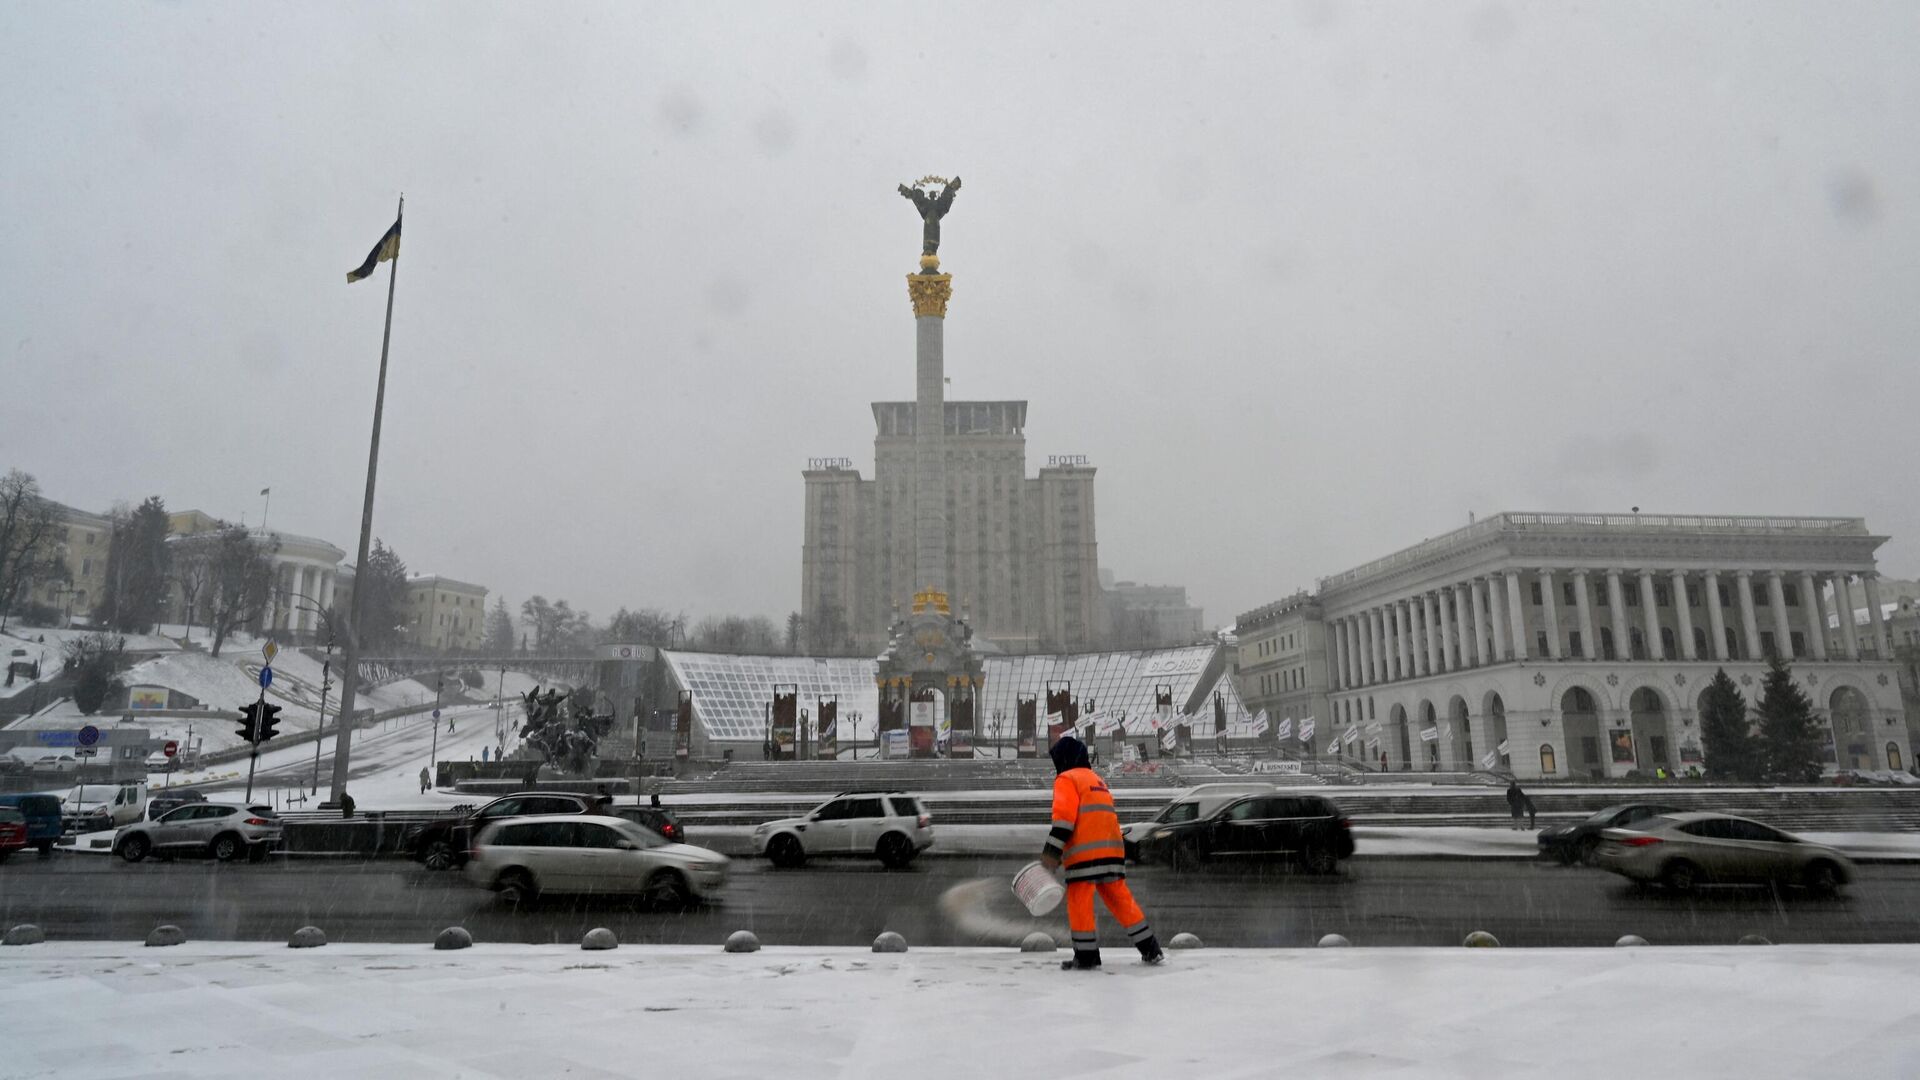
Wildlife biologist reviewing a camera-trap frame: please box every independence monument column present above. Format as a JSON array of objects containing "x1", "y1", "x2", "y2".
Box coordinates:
[{"x1": 901, "y1": 175, "x2": 961, "y2": 605}]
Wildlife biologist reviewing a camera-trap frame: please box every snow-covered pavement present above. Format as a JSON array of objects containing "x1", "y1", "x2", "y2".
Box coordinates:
[{"x1": 3, "y1": 941, "x2": 1915, "y2": 1078}]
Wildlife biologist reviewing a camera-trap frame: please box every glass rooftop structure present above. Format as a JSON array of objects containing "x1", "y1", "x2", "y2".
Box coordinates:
[{"x1": 661, "y1": 644, "x2": 1250, "y2": 744}]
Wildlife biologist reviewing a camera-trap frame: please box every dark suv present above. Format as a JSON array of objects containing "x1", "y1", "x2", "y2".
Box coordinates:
[
  {"x1": 406, "y1": 792, "x2": 599, "y2": 870},
  {"x1": 1135, "y1": 793, "x2": 1353, "y2": 873}
]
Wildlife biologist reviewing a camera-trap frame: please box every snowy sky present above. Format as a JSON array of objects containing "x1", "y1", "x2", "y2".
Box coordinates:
[{"x1": 4, "y1": 2, "x2": 1917, "y2": 628}]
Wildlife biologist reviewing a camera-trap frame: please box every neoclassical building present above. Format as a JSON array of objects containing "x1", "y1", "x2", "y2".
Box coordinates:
[
  {"x1": 1307, "y1": 512, "x2": 1910, "y2": 780},
  {"x1": 168, "y1": 511, "x2": 345, "y2": 643}
]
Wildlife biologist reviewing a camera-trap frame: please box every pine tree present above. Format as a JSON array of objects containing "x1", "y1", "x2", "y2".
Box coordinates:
[
  {"x1": 1754, "y1": 654, "x2": 1825, "y2": 783},
  {"x1": 95, "y1": 496, "x2": 173, "y2": 633},
  {"x1": 1698, "y1": 668, "x2": 1758, "y2": 781},
  {"x1": 485, "y1": 597, "x2": 515, "y2": 653}
]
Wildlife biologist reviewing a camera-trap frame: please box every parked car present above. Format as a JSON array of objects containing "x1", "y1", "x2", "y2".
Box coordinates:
[
  {"x1": 63, "y1": 780, "x2": 149, "y2": 833},
  {"x1": 753, "y1": 791, "x2": 933, "y2": 869},
  {"x1": 0, "y1": 807, "x2": 29, "y2": 861},
  {"x1": 0, "y1": 793, "x2": 63, "y2": 856},
  {"x1": 1122, "y1": 783, "x2": 1282, "y2": 861},
  {"x1": 611, "y1": 804, "x2": 685, "y2": 844},
  {"x1": 147, "y1": 789, "x2": 209, "y2": 821},
  {"x1": 113, "y1": 802, "x2": 283, "y2": 863},
  {"x1": 1134, "y1": 792, "x2": 1354, "y2": 874},
  {"x1": 1596, "y1": 812, "x2": 1853, "y2": 895},
  {"x1": 405, "y1": 791, "x2": 600, "y2": 871},
  {"x1": 1536, "y1": 802, "x2": 1682, "y2": 865},
  {"x1": 467, "y1": 815, "x2": 728, "y2": 908}
]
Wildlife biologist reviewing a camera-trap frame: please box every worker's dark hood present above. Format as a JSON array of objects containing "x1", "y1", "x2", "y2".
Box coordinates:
[{"x1": 1051, "y1": 735, "x2": 1091, "y2": 773}]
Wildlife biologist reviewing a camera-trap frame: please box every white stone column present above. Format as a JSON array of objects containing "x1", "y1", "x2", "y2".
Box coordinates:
[
  {"x1": 1362, "y1": 612, "x2": 1377, "y2": 686},
  {"x1": 1767, "y1": 571, "x2": 1793, "y2": 658},
  {"x1": 1736, "y1": 570, "x2": 1763, "y2": 660},
  {"x1": 321, "y1": 571, "x2": 336, "y2": 617},
  {"x1": 1451, "y1": 584, "x2": 1471, "y2": 670},
  {"x1": 1638, "y1": 570, "x2": 1664, "y2": 661},
  {"x1": 1466, "y1": 580, "x2": 1487, "y2": 667},
  {"x1": 1375, "y1": 607, "x2": 1391, "y2": 682},
  {"x1": 1489, "y1": 577, "x2": 1511, "y2": 661},
  {"x1": 1329, "y1": 620, "x2": 1344, "y2": 691},
  {"x1": 1835, "y1": 575, "x2": 1861, "y2": 660},
  {"x1": 1704, "y1": 571, "x2": 1730, "y2": 661},
  {"x1": 1799, "y1": 572, "x2": 1827, "y2": 660},
  {"x1": 1572, "y1": 569, "x2": 1597, "y2": 660},
  {"x1": 1506, "y1": 570, "x2": 1532, "y2": 661},
  {"x1": 1389, "y1": 605, "x2": 1404, "y2": 681},
  {"x1": 1349, "y1": 617, "x2": 1364, "y2": 686},
  {"x1": 1424, "y1": 593, "x2": 1442, "y2": 674},
  {"x1": 1402, "y1": 600, "x2": 1418, "y2": 678},
  {"x1": 1537, "y1": 570, "x2": 1561, "y2": 659},
  {"x1": 1606, "y1": 570, "x2": 1630, "y2": 661},
  {"x1": 296, "y1": 565, "x2": 313, "y2": 631},
  {"x1": 1865, "y1": 574, "x2": 1891, "y2": 656},
  {"x1": 1671, "y1": 571, "x2": 1696, "y2": 661}
]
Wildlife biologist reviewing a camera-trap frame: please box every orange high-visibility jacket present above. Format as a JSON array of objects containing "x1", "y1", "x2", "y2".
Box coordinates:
[{"x1": 1044, "y1": 767, "x2": 1127, "y2": 883}]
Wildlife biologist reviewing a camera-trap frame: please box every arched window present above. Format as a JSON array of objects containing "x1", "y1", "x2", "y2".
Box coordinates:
[
  {"x1": 1890, "y1": 743, "x2": 1905, "y2": 773},
  {"x1": 1693, "y1": 626, "x2": 1710, "y2": 658},
  {"x1": 1629, "y1": 628, "x2": 1647, "y2": 660},
  {"x1": 1725, "y1": 626, "x2": 1742, "y2": 660},
  {"x1": 1539, "y1": 744, "x2": 1557, "y2": 775}
]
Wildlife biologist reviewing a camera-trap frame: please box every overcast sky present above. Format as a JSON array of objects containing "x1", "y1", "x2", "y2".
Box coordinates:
[{"x1": 4, "y1": 2, "x2": 1917, "y2": 630}]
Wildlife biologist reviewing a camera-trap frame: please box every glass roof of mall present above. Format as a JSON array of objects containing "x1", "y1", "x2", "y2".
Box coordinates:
[{"x1": 661, "y1": 644, "x2": 1250, "y2": 742}]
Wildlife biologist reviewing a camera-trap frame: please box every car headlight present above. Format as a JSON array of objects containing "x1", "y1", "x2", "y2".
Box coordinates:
[{"x1": 1151, "y1": 829, "x2": 1174, "y2": 840}]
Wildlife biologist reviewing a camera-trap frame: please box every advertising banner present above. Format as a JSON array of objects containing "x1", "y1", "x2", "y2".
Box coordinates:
[
  {"x1": 1420, "y1": 726, "x2": 1439, "y2": 742},
  {"x1": 127, "y1": 686, "x2": 169, "y2": 711},
  {"x1": 1017, "y1": 696, "x2": 1037, "y2": 758},
  {"x1": 771, "y1": 689, "x2": 798, "y2": 761},
  {"x1": 948, "y1": 695, "x2": 974, "y2": 760},
  {"x1": 1679, "y1": 742, "x2": 1704, "y2": 764},
  {"x1": 1609, "y1": 729, "x2": 1636, "y2": 763},
  {"x1": 1299, "y1": 716, "x2": 1316, "y2": 741},
  {"x1": 817, "y1": 700, "x2": 837, "y2": 761}
]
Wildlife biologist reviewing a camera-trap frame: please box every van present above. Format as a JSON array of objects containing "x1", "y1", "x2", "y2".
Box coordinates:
[
  {"x1": 64, "y1": 781, "x2": 149, "y2": 832},
  {"x1": 0, "y1": 794, "x2": 64, "y2": 856}
]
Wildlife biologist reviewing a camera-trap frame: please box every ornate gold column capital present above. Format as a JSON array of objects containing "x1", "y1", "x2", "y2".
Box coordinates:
[{"x1": 907, "y1": 272, "x2": 952, "y2": 318}]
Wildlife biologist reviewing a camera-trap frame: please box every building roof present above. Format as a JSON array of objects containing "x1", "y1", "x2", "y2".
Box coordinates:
[{"x1": 406, "y1": 575, "x2": 487, "y2": 595}]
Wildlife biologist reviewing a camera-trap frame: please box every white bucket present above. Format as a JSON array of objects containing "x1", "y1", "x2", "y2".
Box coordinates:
[{"x1": 1012, "y1": 861, "x2": 1064, "y2": 916}]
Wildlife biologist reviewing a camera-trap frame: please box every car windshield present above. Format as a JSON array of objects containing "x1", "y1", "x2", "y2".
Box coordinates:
[{"x1": 1157, "y1": 802, "x2": 1202, "y2": 825}]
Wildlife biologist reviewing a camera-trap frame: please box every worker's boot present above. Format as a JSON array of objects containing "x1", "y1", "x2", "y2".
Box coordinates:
[
  {"x1": 1136, "y1": 936, "x2": 1166, "y2": 965},
  {"x1": 1060, "y1": 949, "x2": 1102, "y2": 971}
]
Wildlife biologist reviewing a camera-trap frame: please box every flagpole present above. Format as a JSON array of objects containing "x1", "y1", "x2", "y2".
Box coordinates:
[{"x1": 329, "y1": 193, "x2": 403, "y2": 803}]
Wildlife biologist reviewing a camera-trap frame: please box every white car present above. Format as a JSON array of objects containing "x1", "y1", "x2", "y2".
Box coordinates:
[
  {"x1": 467, "y1": 814, "x2": 728, "y2": 909},
  {"x1": 63, "y1": 780, "x2": 148, "y2": 832},
  {"x1": 752, "y1": 791, "x2": 933, "y2": 869}
]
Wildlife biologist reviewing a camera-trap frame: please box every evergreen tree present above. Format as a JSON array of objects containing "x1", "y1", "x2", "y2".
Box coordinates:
[
  {"x1": 484, "y1": 597, "x2": 515, "y2": 653},
  {"x1": 357, "y1": 540, "x2": 410, "y2": 651},
  {"x1": 1754, "y1": 654, "x2": 1825, "y2": 783},
  {"x1": 95, "y1": 496, "x2": 173, "y2": 633},
  {"x1": 1698, "y1": 668, "x2": 1758, "y2": 781}
]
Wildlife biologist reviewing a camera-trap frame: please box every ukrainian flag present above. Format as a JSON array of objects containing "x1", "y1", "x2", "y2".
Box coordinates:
[{"x1": 346, "y1": 217, "x2": 401, "y2": 283}]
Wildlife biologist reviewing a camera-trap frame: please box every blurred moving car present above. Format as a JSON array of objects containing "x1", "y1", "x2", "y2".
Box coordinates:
[
  {"x1": 753, "y1": 791, "x2": 932, "y2": 869},
  {"x1": 405, "y1": 791, "x2": 600, "y2": 871},
  {"x1": 62, "y1": 780, "x2": 149, "y2": 833},
  {"x1": 1121, "y1": 783, "x2": 1281, "y2": 861},
  {"x1": 0, "y1": 807, "x2": 29, "y2": 861},
  {"x1": 0, "y1": 793, "x2": 63, "y2": 856},
  {"x1": 113, "y1": 802, "x2": 283, "y2": 863},
  {"x1": 1134, "y1": 792, "x2": 1354, "y2": 873},
  {"x1": 467, "y1": 815, "x2": 728, "y2": 908},
  {"x1": 1536, "y1": 802, "x2": 1681, "y2": 865},
  {"x1": 611, "y1": 803, "x2": 685, "y2": 844},
  {"x1": 1596, "y1": 812, "x2": 1853, "y2": 895}
]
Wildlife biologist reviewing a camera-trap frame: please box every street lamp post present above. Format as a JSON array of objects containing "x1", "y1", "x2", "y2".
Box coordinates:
[
  {"x1": 428, "y1": 676, "x2": 443, "y2": 780},
  {"x1": 310, "y1": 633, "x2": 334, "y2": 795}
]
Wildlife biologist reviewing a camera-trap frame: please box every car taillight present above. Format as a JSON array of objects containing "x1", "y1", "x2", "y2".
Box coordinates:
[
  {"x1": 243, "y1": 817, "x2": 272, "y2": 826},
  {"x1": 917, "y1": 814, "x2": 931, "y2": 828},
  {"x1": 1337, "y1": 817, "x2": 1351, "y2": 829},
  {"x1": 1620, "y1": 836, "x2": 1663, "y2": 847}
]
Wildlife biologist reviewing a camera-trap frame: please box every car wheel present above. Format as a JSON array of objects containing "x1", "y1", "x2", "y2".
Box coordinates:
[
  {"x1": 1574, "y1": 836, "x2": 1600, "y2": 865},
  {"x1": 495, "y1": 868, "x2": 538, "y2": 908},
  {"x1": 767, "y1": 834, "x2": 805, "y2": 869},
  {"x1": 119, "y1": 835, "x2": 150, "y2": 863},
  {"x1": 36, "y1": 840, "x2": 53, "y2": 857},
  {"x1": 211, "y1": 833, "x2": 242, "y2": 863},
  {"x1": 876, "y1": 832, "x2": 915, "y2": 870},
  {"x1": 1802, "y1": 860, "x2": 1842, "y2": 897},
  {"x1": 1169, "y1": 842, "x2": 1202, "y2": 873},
  {"x1": 643, "y1": 869, "x2": 691, "y2": 910},
  {"x1": 1302, "y1": 846, "x2": 1339, "y2": 875},
  {"x1": 1660, "y1": 859, "x2": 1702, "y2": 894},
  {"x1": 422, "y1": 839, "x2": 458, "y2": 872}
]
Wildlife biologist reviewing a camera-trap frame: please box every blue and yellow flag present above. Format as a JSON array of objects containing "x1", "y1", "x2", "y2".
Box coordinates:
[{"x1": 346, "y1": 217, "x2": 401, "y2": 283}]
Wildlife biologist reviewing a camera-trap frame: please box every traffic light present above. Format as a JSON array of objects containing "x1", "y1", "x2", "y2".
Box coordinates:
[
  {"x1": 235, "y1": 702, "x2": 261, "y2": 743},
  {"x1": 257, "y1": 702, "x2": 283, "y2": 742}
]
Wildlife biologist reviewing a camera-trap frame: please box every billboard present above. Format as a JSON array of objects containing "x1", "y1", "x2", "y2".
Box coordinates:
[
  {"x1": 817, "y1": 699, "x2": 837, "y2": 760},
  {"x1": 127, "y1": 686, "x2": 169, "y2": 711},
  {"x1": 771, "y1": 688, "x2": 797, "y2": 761},
  {"x1": 948, "y1": 694, "x2": 974, "y2": 760},
  {"x1": 1016, "y1": 695, "x2": 1038, "y2": 758}
]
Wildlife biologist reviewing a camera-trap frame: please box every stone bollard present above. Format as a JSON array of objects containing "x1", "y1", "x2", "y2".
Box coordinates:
[
  {"x1": 3, "y1": 924, "x2": 45, "y2": 946},
  {"x1": 872, "y1": 931, "x2": 908, "y2": 953},
  {"x1": 1737, "y1": 934, "x2": 1773, "y2": 946},
  {"x1": 1168, "y1": 932, "x2": 1203, "y2": 950},
  {"x1": 288, "y1": 927, "x2": 327, "y2": 949},
  {"x1": 723, "y1": 930, "x2": 761, "y2": 953},
  {"x1": 1317, "y1": 933, "x2": 1351, "y2": 947},
  {"x1": 581, "y1": 928, "x2": 618, "y2": 951},
  {"x1": 434, "y1": 926, "x2": 474, "y2": 951},
  {"x1": 1019, "y1": 932, "x2": 1057, "y2": 953},
  {"x1": 1462, "y1": 931, "x2": 1500, "y2": 948},
  {"x1": 146, "y1": 925, "x2": 186, "y2": 948},
  {"x1": 1615, "y1": 935, "x2": 1649, "y2": 947}
]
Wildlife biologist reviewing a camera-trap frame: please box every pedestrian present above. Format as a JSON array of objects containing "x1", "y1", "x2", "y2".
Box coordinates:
[
  {"x1": 481, "y1": 745, "x2": 489, "y2": 764},
  {"x1": 1524, "y1": 792, "x2": 1537, "y2": 829},
  {"x1": 1042, "y1": 735, "x2": 1164, "y2": 970},
  {"x1": 419, "y1": 767, "x2": 430, "y2": 794},
  {"x1": 339, "y1": 789, "x2": 356, "y2": 818},
  {"x1": 1505, "y1": 780, "x2": 1526, "y2": 830},
  {"x1": 650, "y1": 793, "x2": 662, "y2": 809},
  {"x1": 1380, "y1": 751, "x2": 1388, "y2": 772}
]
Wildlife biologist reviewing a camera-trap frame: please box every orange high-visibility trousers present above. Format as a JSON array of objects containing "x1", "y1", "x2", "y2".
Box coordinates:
[{"x1": 1065, "y1": 879, "x2": 1153, "y2": 955}]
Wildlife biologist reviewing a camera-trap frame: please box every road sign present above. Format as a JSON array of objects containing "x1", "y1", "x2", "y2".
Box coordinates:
[
  {"x1": 163, "y1": 740, "x2": 179, "y2": 759},
  {"x1": 77, "y1": 724, "x2": 99, "y2": 747},
  {"x1": 75, "y1": 747, "x2": 97, "y2": 758},
  {"x1": 262, "y1": 641, "x2": 278, "y2": 664},
  {"x1": 259, "y1": 666, "x2": 273, "y2": 689},
  {"x1": 432, "y1": 708, "x2": 441, "y2": 720}
]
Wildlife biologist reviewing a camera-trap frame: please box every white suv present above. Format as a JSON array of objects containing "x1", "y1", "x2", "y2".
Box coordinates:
[
  {"x1": 467, "y1": 815, "x2": 728, "y2": 909},
  {"x1": 754, "y1": 792, "x2": 933, "y2": 869}
]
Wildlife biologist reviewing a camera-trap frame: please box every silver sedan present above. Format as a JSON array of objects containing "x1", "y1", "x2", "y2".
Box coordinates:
[{"x1": 1596, "y1": 811, "x2": 1852, "y2": 895}]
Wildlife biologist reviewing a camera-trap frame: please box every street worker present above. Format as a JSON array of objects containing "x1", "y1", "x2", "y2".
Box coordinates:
[{"x1": 1042, "y1": 735, "x2": 1164, "y2": 970}]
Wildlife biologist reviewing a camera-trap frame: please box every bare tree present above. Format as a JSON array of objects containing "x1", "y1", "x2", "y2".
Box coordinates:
[
  {"x1": 206, "y1": 524, "x2": 276, "y2": 658},
  {"x1": 690, "y1": 614, "x2": 782, "y2": 654},
  {"x1": 172, "y1": 533, "x2": 216, "y2": 643},
  {"x1": 0, "y1": 469, "x2": 65, "y2": 633}
]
